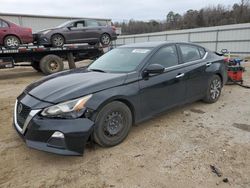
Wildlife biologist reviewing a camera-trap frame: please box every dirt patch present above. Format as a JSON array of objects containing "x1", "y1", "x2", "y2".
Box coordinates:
[{"x1": 0, "y1": 63, "x2": 250, "y2": 188}]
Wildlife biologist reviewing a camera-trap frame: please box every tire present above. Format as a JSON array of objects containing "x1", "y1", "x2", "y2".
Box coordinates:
[
  {"x1": 39, "y1": 55, "x2": 64, "y2": 75},
  {"x1": 93, "y1": 101, "x2": 132, "y2": 147},
  {"x1": 31, "y1": 61, "x2": 42, "y2": 72},
  {"x1": 4, "y1": 35, "x2": 20, "y2": 48},
  {"x1": 100, "y1": 33, "x2": 111, "y2": 46},
  {"x1": 51, "y1": 34, "x2": 64, "y2": 47},
  {"x1": 203, "y1": 75, "x2": 222, "y2": 103}
]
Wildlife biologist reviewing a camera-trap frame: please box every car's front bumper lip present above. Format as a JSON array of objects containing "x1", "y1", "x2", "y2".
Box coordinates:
[{"x1": 14, "y1": 115, "x2": 94, "y2": 156}]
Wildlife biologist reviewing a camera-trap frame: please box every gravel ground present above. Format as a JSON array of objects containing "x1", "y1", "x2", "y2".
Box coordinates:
[{"x1": 0, "y1": 62, "x2": 249, "y2": 188}]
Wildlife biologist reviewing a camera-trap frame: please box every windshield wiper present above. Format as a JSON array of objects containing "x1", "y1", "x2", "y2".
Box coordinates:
[{"x1": 89, "y1": 68, "x2": 106, "y2": 73}]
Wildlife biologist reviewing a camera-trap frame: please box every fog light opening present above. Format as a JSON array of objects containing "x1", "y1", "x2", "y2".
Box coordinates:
[{"x1": 51, "y1": 131, "x2": 64, "y2": 138}]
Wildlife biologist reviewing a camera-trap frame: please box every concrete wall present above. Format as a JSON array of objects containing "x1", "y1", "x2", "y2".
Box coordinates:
[
  {"x1": 114, "y1": 23, "x2": 250, "y2": 56},
  {"x1": 0, "y1": 13, "x2": 111, "y2": 32}
]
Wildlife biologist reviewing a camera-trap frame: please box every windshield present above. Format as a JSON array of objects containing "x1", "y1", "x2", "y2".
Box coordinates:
[
  {"x1": 88, "y1": 48, "x2": 152, "y2": 73},
  {"x1": 56, "y1": 21, "x2": 73, "y2": 28}
]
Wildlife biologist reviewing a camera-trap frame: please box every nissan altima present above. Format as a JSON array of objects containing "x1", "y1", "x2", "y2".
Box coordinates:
[{"x1": 13, "y1": 41, "x2": 227, "y2": 155}]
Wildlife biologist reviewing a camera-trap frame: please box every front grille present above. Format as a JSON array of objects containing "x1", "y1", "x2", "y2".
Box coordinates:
[{"x1": 16, "y1": 102, "x2": 31, "y2": 129}]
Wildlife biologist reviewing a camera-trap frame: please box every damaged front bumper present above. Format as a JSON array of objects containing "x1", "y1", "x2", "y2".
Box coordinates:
[{"x1": 13, "y1": 95, "x2": 94, "y2": 156}]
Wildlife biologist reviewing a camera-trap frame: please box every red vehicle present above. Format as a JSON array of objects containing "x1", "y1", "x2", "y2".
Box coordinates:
[{"x1": 0, "y1": 18, "x2": 33, "y2": 48}]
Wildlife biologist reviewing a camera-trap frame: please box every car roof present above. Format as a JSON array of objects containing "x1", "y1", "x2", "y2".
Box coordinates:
[{"x1": 119, "y1": 41, "x2": 203, "y2": 48}]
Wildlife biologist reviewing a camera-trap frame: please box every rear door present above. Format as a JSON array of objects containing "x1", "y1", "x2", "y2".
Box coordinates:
[
  {"x1": 0, "y1": 20, "x2": 10, "y2": 44},
  {"x1": 177, "y1": 44, "x2": 211, "y2": 101},
  {"x1": 84, "y1": 20, "x2": 103, "y2": 41},
  {"x1": 139, "y1": 44, "x2": 188, "y2": 118}
]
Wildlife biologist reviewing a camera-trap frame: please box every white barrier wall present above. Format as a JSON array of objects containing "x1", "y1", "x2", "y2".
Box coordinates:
[{"x1": 114, "y1": 23, "x2": 250, "y2": 56}]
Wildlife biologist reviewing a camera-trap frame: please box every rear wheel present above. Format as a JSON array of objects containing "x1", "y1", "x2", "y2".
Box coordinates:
[
  {"x1": 4, "y1": 35, "x2": 20, "y2": 48},
  {"x1": 51, "y1": 34, "x2": 64, "y2": 47},
  {"x1": 39, "y1": 55, "x2": 64, "y2": 75},
  {"x1": 93, "y1": 101, "x2": 132, "y2": 147},
  {"x1": 203, "y1": 75, "x2": 222, "y2": 103},
  {"x1": 100, "y1": 33, "x2": 111, "y2": 46}
]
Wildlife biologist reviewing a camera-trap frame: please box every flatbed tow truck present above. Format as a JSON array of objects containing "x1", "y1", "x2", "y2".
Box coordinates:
[{"x1": 0, "y1": 43, "x2": 105, "y2": 74}]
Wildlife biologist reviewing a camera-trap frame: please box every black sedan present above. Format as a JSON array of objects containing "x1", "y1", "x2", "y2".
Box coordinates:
[
  {"x1": 13, "y1": 41, "x2": 227, "y2": 155},
  {"x1": 34, "y1": 19, "x2": 117, "y2": 47}
]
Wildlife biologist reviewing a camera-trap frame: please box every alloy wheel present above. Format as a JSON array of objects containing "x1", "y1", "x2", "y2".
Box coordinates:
[
  {"x1": 101, "y1": 34, "x2": 111, "y2": 45},
  {"x1": 6, "y1": 37, "x2": 19, "y2": 47},
  {"x1": 210, "y1": 78, "x2": 221, "y2": 100},
  {"x1": 52, "y1": 36, "x2": 64, "y2": 47}
]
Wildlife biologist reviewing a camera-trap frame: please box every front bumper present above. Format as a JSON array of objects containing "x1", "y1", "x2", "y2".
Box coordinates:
[
  {"x1": 33, "y1": 34, "x2": 51, "y2": 45},
  {"x1": 13, "y1": 99, "x2": 94, "y2": 156}
]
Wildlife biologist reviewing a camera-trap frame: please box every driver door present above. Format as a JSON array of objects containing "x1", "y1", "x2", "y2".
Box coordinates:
[
  {"x1": 139, "y1": 44, "x2": 187, "y2": 118},
  {"x1": 64, "y1": 21, "x2": 88, "y2": 43}
]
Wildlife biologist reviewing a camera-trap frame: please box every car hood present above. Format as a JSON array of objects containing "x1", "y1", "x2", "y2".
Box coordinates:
[
  {"x1": 35, "y1": 28, "x2": 59, "y2": 34},
  {"x1": 25, "y1": 68, "x2": 127, "y2": 103}
]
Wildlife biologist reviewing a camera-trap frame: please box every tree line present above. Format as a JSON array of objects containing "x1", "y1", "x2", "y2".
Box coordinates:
[{"x1": 114, "y1": 0, "x2": 250, "y2": 35}]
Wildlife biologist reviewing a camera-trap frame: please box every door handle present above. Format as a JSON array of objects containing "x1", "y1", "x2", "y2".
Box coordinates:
[
  {"x1": 206, "y1": 62, "x2": 212, "y2": 67},
  {"x1": 176, "y1": 73, "x2": 185, "y2": 78}
]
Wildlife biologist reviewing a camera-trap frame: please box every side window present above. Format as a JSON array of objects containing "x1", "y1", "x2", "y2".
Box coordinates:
[
  {"x1": 198, "y1": 47, "x2": 206, "y2": 58},
  {"x1": 74, "y1": 21, "x2": 85, "y2": 28},
  {"x1": 86, "y1": 20, "x2": 99, "y2": 27},
  {"x1": 148, "y1": 45, "x2": 178, "y2": 68},
  {"x1": 179, "y1": 45, "x2": 201, "y2": 63},
  {"x1": 0, "y1": 20, "x2": 8, "y2": 28}
]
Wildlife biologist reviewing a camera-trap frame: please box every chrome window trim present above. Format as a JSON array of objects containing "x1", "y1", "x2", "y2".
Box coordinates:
[
  {"x1": 163, "y1": 52, "x2": 208, "y2": 72},
  {"x1": 14, "y1": 100, "x2": 41, "y2": 135}
]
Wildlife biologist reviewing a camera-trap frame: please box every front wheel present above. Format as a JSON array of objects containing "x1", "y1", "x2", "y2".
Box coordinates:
[
  {"x1": 203, "y1": 75, "x2": 222, "y2": 103},
  {"x1": 93, "y1": 101, "x2": 132, "y2": 147},
  {"x1": 51, "y1": 34, "x2": 64, "y2": 47}
]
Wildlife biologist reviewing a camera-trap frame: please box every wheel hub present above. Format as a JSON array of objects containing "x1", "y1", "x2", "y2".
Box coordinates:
[
  {"x1": 210, "y1": 79, "x2": 221, "y2": 100},
  {"x1": 6, "y1": 38, "x2": 18, "y2": 47},
  {"x1": 105, "y1": 112, "x2": 123, "y2": 136},
  {"x1": 53, "y1": 37, "x2": 63, "y2": 46},
  {"x1": 101, "y1": 35, "x2": 110, "y2": 45},
  {"x1": 49, "y1": 61, "x2": 59, "y2": 71}
]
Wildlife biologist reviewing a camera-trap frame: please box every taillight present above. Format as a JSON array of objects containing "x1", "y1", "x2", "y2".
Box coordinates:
[
  {"x1": 27, "y1": 28, "x2": 32, "y2": 33},
  {"x1": 224, "y1": 57, "x2": 230, "y2": 63},
  {"x1": 112, "y1": 26, "x2": 116, "y2": 31}
]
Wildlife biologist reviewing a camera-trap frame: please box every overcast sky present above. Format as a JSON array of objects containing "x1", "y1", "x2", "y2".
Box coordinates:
[{"x1": 1, "y1": 0, "x2": 239, "y2": 21}]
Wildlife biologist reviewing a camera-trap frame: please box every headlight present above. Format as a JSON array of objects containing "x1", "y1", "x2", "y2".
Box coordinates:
[
  {"x1": 41, "y1": 94, "x2": 92, "y2": 118},
  {"x1": 42, "y1": 30, "x2": 51, "y2": 35}
]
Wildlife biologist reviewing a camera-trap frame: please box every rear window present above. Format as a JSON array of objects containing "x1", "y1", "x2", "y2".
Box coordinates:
[
  {"x1": 86, "y1": 20, "x2": 100, "y2": 27},
  {"x1": 179, "y1": 44, "x2": 201, "y2": 63}
]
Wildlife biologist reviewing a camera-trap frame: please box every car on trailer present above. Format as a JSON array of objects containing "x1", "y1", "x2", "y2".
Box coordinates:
[
  {"x1": 0, "y1": 18, "x2": 33, "y2": 48},
  {"x1": 13, "y1": 41, "x2": 227, "y2": 156},
  {"x1": 34, "y1": 19, "x2": 117, "y2": 47}
]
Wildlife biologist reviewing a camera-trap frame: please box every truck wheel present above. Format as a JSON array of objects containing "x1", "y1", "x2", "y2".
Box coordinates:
[
  {"x1": 31, "y1": 61, "x2": 41, "y2": 72},
  {"x1": 39, "y1": 55, "x2": 64, "y2": 75},
  {"x1": 4, "y1": 35, "x2": 20, "y2": 48},
  {"x1": 93, "y1": 101, "x2": 132, "y2": 147}
]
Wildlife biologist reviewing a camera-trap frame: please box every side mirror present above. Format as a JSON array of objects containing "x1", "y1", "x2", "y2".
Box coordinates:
[
  {"x1": 67, "y1": 26, "x2": 73, "y2": 30},
  {"x1": 143, "y1": 64, "x2": 165, "y2": 78},
  {"x1": 221, "y1": 49, "x2": 228, "y2": 54}
]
